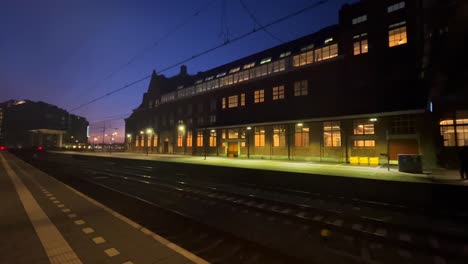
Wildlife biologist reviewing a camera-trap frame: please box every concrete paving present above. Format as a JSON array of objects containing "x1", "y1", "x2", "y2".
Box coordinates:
[
  {"x1": 0, "y1": 152, "x2": 207, "y2": 264},
  {"x1": 54, "y1": 151, "x2": 466, "y2": 186}
]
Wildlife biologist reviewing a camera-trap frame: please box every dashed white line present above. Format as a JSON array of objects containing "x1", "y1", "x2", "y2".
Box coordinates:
[
  {"x1": 74, "y1": 220, "x2": 85, "y2": 225},
  {"x1": 82, "y1": 227, "x2": 94, "y2": 234},
  {"x1": 62, "y1": 208, "x2": 71, "y2": 213},
  {"x1": 68, "y1": 214, "x2": 77, "y2": 218},
  {"x1": 49, "y1": 197, "x2": 56, "y2": 200},
  {"x1": 104, "y1": 248, "x2": 120, "y2": 257},
  {"x1": 92, "y1": 237, "x2": 106, "y2": 244},
  {"x1": 57, "y1": 204, "x2": 65, "y2": 208},
  {"x1": 52, "y1": 201, "x2": 60, "y2": 204}
]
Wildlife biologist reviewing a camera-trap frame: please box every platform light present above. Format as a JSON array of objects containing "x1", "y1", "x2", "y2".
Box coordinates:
[
  {"x1": 178, "y1": 124, "x2": 185, "y2": 131},
  {"x1": 127, "y1": 133, "x2": 131, "y2": 138},
  {"x1": 210, "y1": 129, "x2": 215, "y2": 133},
  {"x1": 246, "y1": 126, "x2": 252, "y2": 130},
  {"x1": 140, "y1": 131, "x2": 144, "y2": 134},
  {"x1": 297, "y1": 123, "x2": 303, "y2": 127},
  {"x1": 146, "y1": 128, "x2": 153, "y2": 134},
  {"x1": 369, "y1": 118, "x2": 378, "y2": 122}
]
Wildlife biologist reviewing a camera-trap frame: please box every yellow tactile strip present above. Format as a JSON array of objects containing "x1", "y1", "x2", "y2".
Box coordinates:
[{"x1": 0, "y1": 153, "x2": 82, "y2": 264}]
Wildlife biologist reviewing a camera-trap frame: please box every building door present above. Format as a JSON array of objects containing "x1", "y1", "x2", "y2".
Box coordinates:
[
  {"x1": 163, "y1": 141, "x2": 169, "y2": 153},
  {"x1": 389, "y1": 139, "x2": 419, "y2": 164},
  {"x1": 227, "y1": 142, "x2": 238, "y2": 157}
]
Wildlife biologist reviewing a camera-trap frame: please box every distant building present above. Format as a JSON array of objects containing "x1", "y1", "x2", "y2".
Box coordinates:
[
  {"x1": 1, "y1": 100, "x2": 89, "y2": 148},
  {"x1": 125, "y1": 0, "x2": 466, "y2": 169}
]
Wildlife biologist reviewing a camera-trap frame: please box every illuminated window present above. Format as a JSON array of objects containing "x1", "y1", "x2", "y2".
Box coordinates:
[
  {"x1": 272, "y1": 59, "x2": 286, "y2": 72},
  {"x1": 294, "y1": 80, "x2": 308, "y2": 96},
  {"x1": 353, "y1": 33, "x2": 368, "y2": 55},
  {"x1": 153, "y1": 134, "x2": 158, "y2": 147},
  {"x1": 140, "y1": 136, "x2": 144, "y2": 147},
  {"x1": 388, "y1": 22, "x2": 407, "y2": 47},
  {"x1": 273, "y1": 126, "x2": 286, "y2": 147},
  {"x1": 280, "y1": 51, "x2": 291, "y2": 58},
  {"x1": 243, "y1": 62, "x2": 255, "y2": 69},
  {"x1": 354, "y1": 140, "x2": 375, "y2": 147},
  {"x1": 315, "y1": 44, "x2": 338, "y2": 61},
  {"x1": 177, "y1": 130, "x2": 183, "y2": 147},
  {"x1": 324, "y1": 121, "x2": 341, "y2": 147},
  {"x1": 228, "y1": 95, "x2": 238, "y2": 108},
  {"x1": 186, "y1": 131, "x2": 192, "y2": 147},
  {"x1": 135, "y1": 136, "x2": 139, "y2": 147},
  {"x1": 353, "y1": 120, "x2": 375, "y2": 135},
  {"x1": 352, "y1": 14, "x2": 367, "y2": 25},
  {"x1": 387, "y1": 1, "x2": 405, "y2": 13},
  {"x1": 293, "y1": 51, "x2": 313, "y2": 67},
  {"x1": 260, "y1": 57, "x2": 272, "y2": 64},
  {"x1": 254, "y1": 127, "x2": 265, "y2": 147},
  {"x1": 254, "y1": 89, "x2": 265, "y2": 103},
  {"x1": 197, "y1": 131, "x2": 203, "y2": 147},
  {"x1": 229, "y1": 67, "x2": 240, "y2": 74},
  {"x1": 272, "y1": 85, "x2": 285, "y2": 100},
  {"x1": 295, "y1": 126, "x2": 309, "y2": 147},
  {"x1": 222, "y1": 97, "x2": 226, "y2": 109},
  {"x1": 240, "y1": 93, "x2": 245, "y2": 106},
  {"x1": 209, "y1": 131, "x2": 217, "y2": 147},
  {"x1": 216, "y1": 72, "x2": 226, "y2": 78},
  {"x1": 228, "y1": 129, "x2": 239, "y2": 139},
  {"x1": 439, "y1": 111, "x2": 468, "y2": 147}
]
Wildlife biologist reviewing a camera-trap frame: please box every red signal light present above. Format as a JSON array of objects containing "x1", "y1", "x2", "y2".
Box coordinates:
[
  {"x1": 37, "y1": 146, "x2": 44, "y2": 151},
  {"x1": 0, "y1": 146, "x2": 5, "y2": 151}
]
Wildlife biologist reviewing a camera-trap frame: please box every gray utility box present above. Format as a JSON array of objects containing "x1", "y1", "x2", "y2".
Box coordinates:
[{"x1": 398, "y1": 154, "x2": 422, "y2": 173}]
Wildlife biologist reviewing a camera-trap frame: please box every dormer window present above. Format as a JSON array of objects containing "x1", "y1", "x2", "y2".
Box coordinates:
[
  {"x1": 216, "y1": 72, "x2": 226, "y2": 78},
  {"x1": 195, "y1": 79, "x2": 203, "y2": 84},
  {"x1": 324, "y1": 37, "x2": 334, "y2": 44},
  {"x1": 177, "y1": 85, "x2": 184, "y2": 90},
  {"x1": 205, "y1": 76, "x2": 214, "y2": 81},
  {"x1": 229, "y1": 67, "x2": 240, "y2": 73},
  {"x1": 300, "y1": 44, "x2": 314, "y2": 51},
  {"x1": 243, "y1": 62, "x2": 255, "y2": 69},
  {"x1": 279, "y1": 51, "x2": 291, "y2": 58},
  {"x1": 352, "y1": 14, "x2": 367, "y2": 25},
  {"x1": 387, "y1": 1, "x2": 405, "y2": 13},
  {"x1": 260, "y1": 57, "x2": 272, "y2": 64}
]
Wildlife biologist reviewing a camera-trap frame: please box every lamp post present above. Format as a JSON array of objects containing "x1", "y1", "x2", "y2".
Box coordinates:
[
  {"x1": 146, "y1": 128, "x2": 153, "y2": 156},
  {"x1": 126, "y1": 133, "x2": 132, "y2": 152},
  {"x1": 246, "y1": 126, "x2": 252, "y2": 159},
  {"x1": 178, "y1": 124, "x2": 185, "y2": 154}
]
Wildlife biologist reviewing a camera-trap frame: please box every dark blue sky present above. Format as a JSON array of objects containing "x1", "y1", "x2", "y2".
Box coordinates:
[{"x1": 1, "y1": 0, "x2": 354, "y2": 142}]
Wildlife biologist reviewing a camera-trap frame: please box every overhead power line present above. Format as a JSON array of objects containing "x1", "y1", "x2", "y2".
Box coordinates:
[
  {"x1": 74, "y1": 0, "x2": 219, "y2": 103},
  {"x1": 70, "y1": 0, "x2": 328, "y2": 113},
  {"x1": 239, "y1": 0, "x2": 284, "y2": 43}
]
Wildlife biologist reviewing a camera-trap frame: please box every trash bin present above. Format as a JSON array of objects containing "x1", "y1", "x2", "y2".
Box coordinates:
[{"x1": 398, "y1": 154, "x2": 422, "y2": 173}]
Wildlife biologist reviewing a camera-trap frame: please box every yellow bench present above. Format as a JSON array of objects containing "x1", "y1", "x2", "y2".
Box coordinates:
[
  {"x1": 369, "y1": 157, "x2": 379, "y2": 166},
  {"x1": 359, "y1": 157, "x2": 369, "y2": 165},
  {"x1": 349, "y1": 156, "x2": 359, "y2": 165}
]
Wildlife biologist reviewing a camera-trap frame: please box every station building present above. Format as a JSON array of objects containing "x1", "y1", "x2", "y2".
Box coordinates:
[{"x1": 125, "y1": 0, "x2": 466, "y2": 169}]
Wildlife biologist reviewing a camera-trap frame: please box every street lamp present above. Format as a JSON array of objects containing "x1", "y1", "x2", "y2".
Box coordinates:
[
  {"x1": 246, "y1": 126, "x2": 252, "y2": 159},
  {"x1": 146, "y1": 128, "x2": 153, "y2": 156},
  {"x1": 126, "y1": 134, "x2": 132, "y2": 152}
]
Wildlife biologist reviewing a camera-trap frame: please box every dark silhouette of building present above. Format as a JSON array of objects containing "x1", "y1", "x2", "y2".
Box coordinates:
[
  {"x1": 125, "y1": 0, "x2": 466, "y2": 169},
  {"x1": 1, "y1": 100, "x2": 89, "y2": 148}
]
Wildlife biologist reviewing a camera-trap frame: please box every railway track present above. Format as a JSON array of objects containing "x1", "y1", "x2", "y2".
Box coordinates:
[
  {"x1": 17, "y1": 152, "x2": 468, "y2": 263},
  {"x1": 88, "y1": 165, "x2": 468, "y2": 263}
]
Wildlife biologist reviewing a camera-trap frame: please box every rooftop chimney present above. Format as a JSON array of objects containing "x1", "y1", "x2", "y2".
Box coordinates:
[{"x1": 180, "y1": 65, "x2": 187, "y2": 75}]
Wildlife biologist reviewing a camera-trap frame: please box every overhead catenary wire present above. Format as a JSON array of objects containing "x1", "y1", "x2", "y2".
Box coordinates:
[
  {"x1": 239, "y1": 0, "x2": 284, "y2": 43},
  {"x1": 70, "y1": 0, "x2": 328, "y2": 113},
  {"x1": 72, "y1": 0, "x2": 219, "y2": 104}
]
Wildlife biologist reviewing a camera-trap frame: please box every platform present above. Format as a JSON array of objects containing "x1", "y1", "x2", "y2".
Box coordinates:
[
  {"x1": 0, "y1": 152, "x2": 208, "y2": 264},
  {"x1": 54, "y1": 151, "x2": 465, "y2": 186}
]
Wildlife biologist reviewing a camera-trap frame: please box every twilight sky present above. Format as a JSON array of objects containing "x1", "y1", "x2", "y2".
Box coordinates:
[{"x1": 1, "y1": 0, "x2": 354, "y2": 142}]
